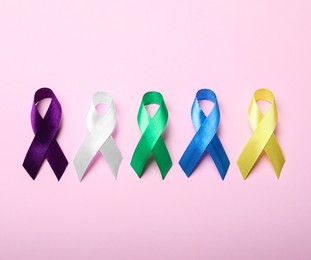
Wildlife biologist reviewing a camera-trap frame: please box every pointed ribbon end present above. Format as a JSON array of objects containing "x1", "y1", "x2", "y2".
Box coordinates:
[
  {"x1": 237, "y1": 160, "x2": 249, "y2": 180},
  {"x1": 23, "y1": 163, "x2": 37, "y2": 180},
  {"x1": 130, "y1": 161, "x2": 143, "y2": 179},
  {"x1": 74, "y1": 163, "x2": 85, "y2": 182},
  {"x1": 29, "y1": 173, "x2": 36, "y2": 181}
]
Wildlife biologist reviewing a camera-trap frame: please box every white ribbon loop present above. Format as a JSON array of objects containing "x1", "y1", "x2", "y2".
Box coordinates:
[{"x1": 74, "y1": 92, "x2": 123, "y2": 181}]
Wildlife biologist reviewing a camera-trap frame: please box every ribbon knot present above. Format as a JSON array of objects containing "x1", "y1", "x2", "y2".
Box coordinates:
[
  {"x1": 237, "y1": 88, "x2": 285, "y2": 179},
  {"x1": 23, "y1": 88, "x2": 68, "y2": 180},
  {"x1": 74, "y1": 92, "x2": 123, "y2": 181},
  {"x1": 131, "y1": 91, "x2": 172, "y2": 179},
  {"x1": 179, "y1": 89, "x2": 230, "y2": 179}
]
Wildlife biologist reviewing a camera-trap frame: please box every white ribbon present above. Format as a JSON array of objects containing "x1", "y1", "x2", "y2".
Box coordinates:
[{"x1": 74, "y1": 92, "x2": 123, "y2": 180}]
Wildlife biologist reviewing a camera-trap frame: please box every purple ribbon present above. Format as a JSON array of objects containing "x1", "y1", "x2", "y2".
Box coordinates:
[{"x1": 23, "y1": 88, "x2": 68, "y2": 180}]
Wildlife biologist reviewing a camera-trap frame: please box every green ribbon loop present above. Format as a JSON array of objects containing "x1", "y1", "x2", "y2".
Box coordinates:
[{"x1": 131, "y1": 91, "x2": 172, "y2": 179}]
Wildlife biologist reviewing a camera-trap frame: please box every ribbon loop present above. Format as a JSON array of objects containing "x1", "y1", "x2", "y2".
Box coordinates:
[
  {"x1": 23, "y1": 88, "x2": 68, "y2": 180},
  {"x1": 131, "y1": 91, "x2": 172, "y2": 179},
  {"x1": 237, "y1": 88, "x2": 285, "y2": 179},
  {"x1": 74, "y1": 92, "x2": 122, "y2": 181},
  {"x1": 179, "y1": 89, "x2": 230, "y2": 179}
]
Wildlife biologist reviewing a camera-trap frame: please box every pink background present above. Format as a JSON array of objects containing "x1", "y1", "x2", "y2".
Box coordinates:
[{"x1": 0, "y1": 0, "x2": 310, "y2": 259}]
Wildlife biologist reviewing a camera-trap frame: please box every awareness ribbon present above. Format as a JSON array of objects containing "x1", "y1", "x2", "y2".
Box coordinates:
[
  {"x1": 237, "y1": 89, "x2": 285, "y2": 179},
  {"x1": 130, "y1": 91, "x2": 172, "y2": 179},
  {"x1": 179, "y1": 89, "x2": 230, "y2": 179},
  {"x1": 23, "y1": 88, "x2": 68, "y2": 180},
  {"x1": 74, "y1": 92, "x2": 123, "y2": 181}
]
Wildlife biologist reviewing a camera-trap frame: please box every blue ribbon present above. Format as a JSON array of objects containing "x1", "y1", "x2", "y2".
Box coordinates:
[{"x1": 179, "y1": 89, "x2": 230, "y2": 179}]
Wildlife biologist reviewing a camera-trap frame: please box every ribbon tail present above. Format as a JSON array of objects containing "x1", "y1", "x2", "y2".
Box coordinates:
[
  {"x1": 207, "y1": 135, "x2": 230, "y2": 180},
  {"x1": 74, "y1": 135, "x2": 103, "y2": 181},
  {"x1": 23, "y1": 138, "x2": 49, "y2": 180},
  {"x1": 237, "y1": 139, "x2": 264, "y2": 179},
  {"x1": 237, "y1": 151, "x2": 256, "y2": 179},
  {"x1": 152, "y1": 137, "x2": 172, "y2": 179},
  {"x1": 130, "y1": 136, "x2": 151, "y2": 178},
  {"x1": 22, "y1": 157, "x2": 40, "y2": 180},
  {"x1": 100, "y1": 136, "x2": 123, "y2": 179},
  {"x1": 179, "y1": 129, "x2": 209, "y2": 177},
  {"x1": 45, "y1": 139, "x2": 68, "y2": 180},
  {"x1": 179, "y1": 143, "x2": 203, "y2": 177},
  {"x1": 264, "y1": 135, "x2": 285, "y2": 178}
]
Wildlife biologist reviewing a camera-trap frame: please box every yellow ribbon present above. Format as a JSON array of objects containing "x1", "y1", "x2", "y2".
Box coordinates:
[{"x1": 237, "y1": 89, "x2": 285, "y2": 179}]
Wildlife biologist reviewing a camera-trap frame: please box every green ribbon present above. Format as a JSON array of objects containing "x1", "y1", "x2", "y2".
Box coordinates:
[{"x1": 131, "y1": 91, "x2": 172, "y2": 179}]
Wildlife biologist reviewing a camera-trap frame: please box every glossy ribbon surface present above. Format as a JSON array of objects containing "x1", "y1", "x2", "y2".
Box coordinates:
[
  {"x1": 237, "y1": 88, "x2": 285, "y2": 179},
  {"x1": 179, "y1": 89, "x2": 230, "y2": 179},
  {"x1": 23, "y1": 88, "x2": 68, "y2": 180},
  {"x1": 74, "y1": 92, "x2": 122, "y2": 181},
  {"x1": 131, "y1": 91, "x2": 172, "y2": 179}
]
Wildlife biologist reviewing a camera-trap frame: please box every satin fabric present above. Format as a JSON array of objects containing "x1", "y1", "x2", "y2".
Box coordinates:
[
  {"x1": 131, "y1": 91, "x2": 172, "y2": 179},
  {"x1": 23, "y1": 88, "x2": 68, "y2": 180},
  {"x1": 237, "y1": 89, "x2": 285, "y2": 179},
  {"x1": 74, "y1": 92, "x2": 122, "y2": 181},
  {"x1": 179, "y1": 89, "x2": 230, "y2": 179}
]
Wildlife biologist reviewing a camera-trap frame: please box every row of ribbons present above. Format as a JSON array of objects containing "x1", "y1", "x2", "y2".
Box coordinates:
[{"x1": 23, "y1": 88, "x2": 285, "y2": 181}]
